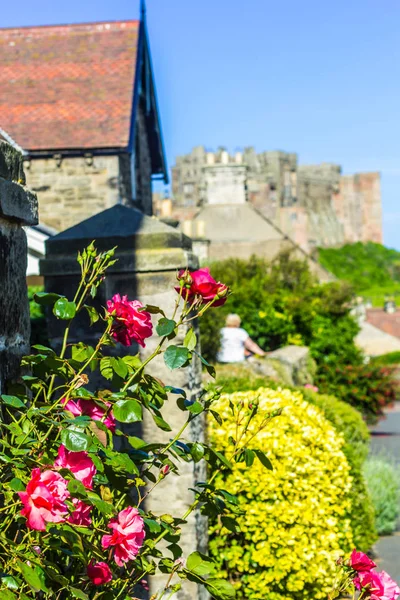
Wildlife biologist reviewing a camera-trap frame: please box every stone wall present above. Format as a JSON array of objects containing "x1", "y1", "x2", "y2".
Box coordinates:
[
  {"x1": 333, "y1": 172, "x2": 382, "y2": 244},
  {"x1": 0, "y1": 141, "x2": 38, "y2": 392},
  {"x1": 24, "y1": 155, "x2": 124, "y2": 231}
]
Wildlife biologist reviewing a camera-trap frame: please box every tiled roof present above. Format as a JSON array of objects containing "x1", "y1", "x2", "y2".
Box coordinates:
[{"x1": 0, "y1": 21, "x2": 140, "y2": 152}]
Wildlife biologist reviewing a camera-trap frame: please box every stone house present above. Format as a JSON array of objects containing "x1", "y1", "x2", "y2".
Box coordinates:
[{"x1": 0, "y1": 17, "x2": 168, "y2": 233}]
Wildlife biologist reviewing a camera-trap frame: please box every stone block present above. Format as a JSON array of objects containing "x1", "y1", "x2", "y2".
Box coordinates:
[{"x1": 0, "y1": 178, "x2": 38, "y2": 226}]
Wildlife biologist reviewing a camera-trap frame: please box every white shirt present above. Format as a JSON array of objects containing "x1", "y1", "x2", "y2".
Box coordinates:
[{"x1": 217, "y1": 327, "x2": 249, "y2": 363}]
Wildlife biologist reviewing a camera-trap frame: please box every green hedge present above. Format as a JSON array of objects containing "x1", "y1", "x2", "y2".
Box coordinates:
[
  {"x1": 213, "y1": 368, "x2": 377, "y2": 551},
  {"x1": 209, "y1": 388, "x2": 354, "y2": 599}
]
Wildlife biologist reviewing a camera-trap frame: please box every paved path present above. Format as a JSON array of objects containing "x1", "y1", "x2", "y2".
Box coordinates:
[{"x1": 370, "y1": 402, "x2": 400, "y2": 581}]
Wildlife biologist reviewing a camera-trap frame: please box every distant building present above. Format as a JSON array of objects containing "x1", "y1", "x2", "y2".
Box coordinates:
[
  {"x1": 170, "y1": 146, "x2": 382, "y2": 253},
  {"x1": 0, "y1": 17, "x2": 168, "y2": 234}
]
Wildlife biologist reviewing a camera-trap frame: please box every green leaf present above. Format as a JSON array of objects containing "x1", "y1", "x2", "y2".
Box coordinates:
[
  {"x1": 86, "y1": 493, "x2": 114, "y2": 516},
  {"x1": 128, "y1": 436, "x2": 147, "y2": 449},
  {"x1": 1, "y1": 395, "x2": 25, "y2": 409},
  {"x1": 69, "y1": 587, "x2": 89, "y2": 600},
  {"x1": 110, "y1": 357, "x2": 128, "y2": 379},
  {"x1": 122, "y1": 355, "x2": 142, "y2": 370},
  {"x1": 31, "y1": 344, "x2": 55, "y2": 355},
  {"x1": 141, "y1": 304, "x2": 166, "y2": 317},
  {"x1": 221, "y1": 516, "x2": 240, "y2": 533},
  {"x1": 9, "y1": 478, "x2": 25, "y2": 492},
  {"x1": 84, "y1": 305, "x2": 99, "y2": 325},
  {"x1": 144, "y1": 518, "x2": 162, "y2": 533},
  {"x1": 244, "y1": 449, "x2": 255, "y2": 467},
  {"x1": 113, "y1": 399, "x2": 142, "y2": 423},
  {"x1": 205, "y1": 578, "x2": 236, "y2": 600},
  {"x1": 16, "y1": 561, "x2": 44, "y2": 593},
  {"x1": 67, "y1": 479, "x2": 88, "y2": 498},
  {"x1": 254, "y1": 449, "x2": 273, "y2": 470},
  {"x1": 0, "y1": 590, "x2": 17, "y2": 600},
  {"x1": 164, "y1": 346, "x2": 190, "y2": 370},
  {"x1": 194, "y1": 351, "x2": 216, "y2": 378},
  {"x1": 187, "y1": 552, "x2": 216, "y2": 577},
  {"x1": 61, "y1": 429, "x2": 90, "y2": 452},
  {"x1": 1, "y1": 575, "x2": 19, "y2": 591},
  {"x1": 72, "y1": 343, "x2": 93, "y2": 363},
  {"x1": 213, "y1": 450, "x2": 232, "y2": 470},
  {"x1": 156, "y1": 318, "x2": 176, "y2": 337},
  {"x1": 33, "y1": 291, "x2": 61, "y2": 306},
  {"x1": 184, "y1": 328, "x2": 197, "y2": 351},
  {"x1": 100, "y1": 357, "x2": 114, "y2": 380},
  {"x1": 53, "y1": 297, "x2": 77, "y2": 320},
  {"x1": 191, "y1": 442, "x2": 205, "y2": 463},
  {"x1": 187, "y1": 401, "x2": 204, "y2": 415},
  {"x1": 152, "y1": 413, "x2": 172, "y2": 432}
]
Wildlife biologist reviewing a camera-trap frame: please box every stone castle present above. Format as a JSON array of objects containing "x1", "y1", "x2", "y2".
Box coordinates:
[{"x1": 168, "y1": 146, "x2": 383, "y2": 253}]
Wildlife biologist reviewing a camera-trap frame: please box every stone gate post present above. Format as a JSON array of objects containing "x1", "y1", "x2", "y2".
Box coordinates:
[
  {"x1": 41, "y1": 205, "x2": 207, "y2": 600},
  {"x1": 0, "y1": 141, "x2": 38, "y2": 392}
]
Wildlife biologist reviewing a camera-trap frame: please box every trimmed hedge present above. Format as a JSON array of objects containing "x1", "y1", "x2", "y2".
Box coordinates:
[
  {"x1": 209, "y1": 388, "x2": 354, "y2": 600},
  {"x1": 212, "y1": 368, "x2": 377, "y2": 551}
]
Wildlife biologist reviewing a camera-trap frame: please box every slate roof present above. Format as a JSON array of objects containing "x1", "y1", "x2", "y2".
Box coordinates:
[{"x1": 0, "y1": 21, "x2": 140, "y2": 152}]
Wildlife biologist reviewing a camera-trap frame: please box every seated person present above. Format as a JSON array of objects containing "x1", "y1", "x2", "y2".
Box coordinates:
[{"x1": 217, "y1": 313, "x2": 266, "y2": 363}]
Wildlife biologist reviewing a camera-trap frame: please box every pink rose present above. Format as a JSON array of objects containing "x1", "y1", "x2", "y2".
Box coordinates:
[
  {"x1": 68, "y1": 499, "x2": 92, "y2": 527},
  {"x1": 304, "y1": 383, "x2": 319, "y2": 393},
  {"x1": 349, "y1": 549, "x2": 376, "y2": 572},
  {"x1": 18, "y1": 469, "x2": 69, "y2": 531},
  {"x1": 175, "y1": 268, "x2": 229, "y2": 307},
  {"x1": 87, "y1": 560, "x2": 113, "y2": 586},
  {"x1": 355, "y1": 570, "x2": 400, "y2": 600},
  {"x1": 64, "y1": 398, "x2": 116, "y2": 432},
  {"x1": 101, "y1": 506, "x2": 145, "y2": 566},
  {"x1": 106, "y1": 295, "x2": 153, "y2": 347},
  {"x1": 54, "y1": 445, "x2": 96, "y2": 489}
]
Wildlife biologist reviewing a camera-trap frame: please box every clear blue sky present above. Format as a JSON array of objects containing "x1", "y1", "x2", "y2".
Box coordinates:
[{"x1": 3, "y1": 0, "x2": 400, "y2": 249}]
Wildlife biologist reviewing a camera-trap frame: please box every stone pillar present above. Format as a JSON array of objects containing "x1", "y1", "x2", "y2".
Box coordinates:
[
  {"x1": 41, "y1": 205, "x2": 207, "y2": 600},
  {"x1": 0, "y1": 141, "x2": 38, "y2": 392}
]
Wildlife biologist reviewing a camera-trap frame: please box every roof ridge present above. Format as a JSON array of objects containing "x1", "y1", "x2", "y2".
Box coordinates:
[{"x1": 0, "y1": 19, "x2": 140, "y2": 33}]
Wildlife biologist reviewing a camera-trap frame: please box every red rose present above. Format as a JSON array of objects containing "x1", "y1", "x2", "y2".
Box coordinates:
[
  {"x1": 102, "y1": 506, "x2": 145, "y2": 566},
  {"x1": 18, "y1": 469, "x2": 69, "y2": 531},
  {"x1": 87, "y1": 561, "x2": 113, "y2": 586},
  {"x1": 106, "y1": 295, "x2": 153, "y2": 347},
  {"x1": 349, "y1": 549, "x2": 376, "y2": 572},
  {"x1": 175, "y1": 268, "x2": 229, "y2": 307}
]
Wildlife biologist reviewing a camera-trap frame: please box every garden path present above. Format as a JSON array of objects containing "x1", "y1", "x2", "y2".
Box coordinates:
[{"x1": 370, "y1": 402, "x2": 400, "y2": 581}]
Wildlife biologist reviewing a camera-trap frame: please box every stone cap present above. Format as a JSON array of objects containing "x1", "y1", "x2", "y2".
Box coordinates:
[
  {"x1": 45, "y1": 205, "x2": 192, "y2": 255},
  {"x1": 0, "y1": 141, "x2": 38, "y2": 226},
  {"x1": 0, "y1": 140, "x2": 26, "y2": 184}
]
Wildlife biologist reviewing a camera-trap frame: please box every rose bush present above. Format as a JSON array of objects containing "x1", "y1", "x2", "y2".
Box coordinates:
[
  {"x1": 329, "y1": 549, "x2": 400, "y2": 600},
  {"x1": 0, "y1": 243, "x2": 274, "y2": 599}
]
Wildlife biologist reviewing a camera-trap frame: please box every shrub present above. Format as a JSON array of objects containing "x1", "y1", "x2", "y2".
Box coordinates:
[
  {"x1": 363, "y1": 454, "x2": 400, "y2": 535},
  {"x1": 213, "y1": 365, "x2": 377, "y2": 551},
  {"x1": 209, "y1": 387, "x2": 354, "y2": 600},
  {"x1": 302, "y1": 389, "x2": 377, "y2": 550},
  {"x1": 200, "y1": 253, "x2": 362, "y2": 368},
  {"x1": 315, "y1": 362, "x2": 398, "y2": 424}
]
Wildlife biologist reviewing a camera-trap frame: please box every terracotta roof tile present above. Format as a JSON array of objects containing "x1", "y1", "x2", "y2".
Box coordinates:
[{"x1": 0, "y1": 21, "x2": 140, "y2": 151}]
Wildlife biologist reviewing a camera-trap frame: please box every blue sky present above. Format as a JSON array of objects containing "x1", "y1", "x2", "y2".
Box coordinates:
[{"x1": 3, "y1": 0, "x2": 400, "y2": 249}]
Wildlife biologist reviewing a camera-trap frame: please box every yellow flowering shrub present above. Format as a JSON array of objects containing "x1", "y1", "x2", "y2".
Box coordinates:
[{"x1": 209, "y1": 387, "x2": 354, "y2": 600}]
